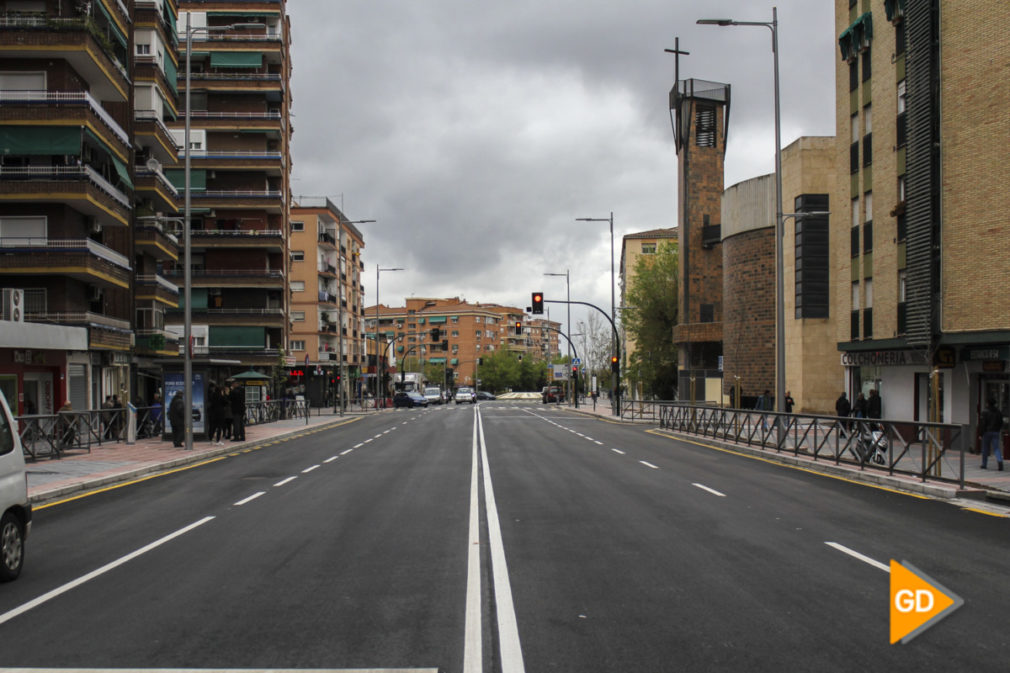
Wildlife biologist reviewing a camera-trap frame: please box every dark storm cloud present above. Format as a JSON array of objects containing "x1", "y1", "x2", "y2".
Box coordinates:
[{"x1": 288, "y1": 0, "x2": 834, "y2": 329}]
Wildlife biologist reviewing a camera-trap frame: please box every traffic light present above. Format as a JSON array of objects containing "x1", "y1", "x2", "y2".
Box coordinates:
[
  {"x1": 431, "y1": 327, "x2": 440, "y2": 342},
  {"x1": 531, "y1": 292, "x2": 544, "y2": 314},
  {"x1": 610, "y1": 355, "x2": 619, "y2": 374},
  {"x1": 441, "y1": 339, "x2": 449, "y2": 352},
  {"x1": 514, "y1": 321, "x2": 522, "y2": 336},
  {"x1": 572, "y1": 364, "x2": 578, "y2": 377}
]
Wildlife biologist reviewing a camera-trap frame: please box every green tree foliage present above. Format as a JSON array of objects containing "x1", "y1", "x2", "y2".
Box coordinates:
[{"x1": 622, "y1": 241, "x2": 680, "y2": 399}]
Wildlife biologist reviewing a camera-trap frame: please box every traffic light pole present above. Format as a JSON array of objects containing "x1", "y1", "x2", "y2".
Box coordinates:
[
  {"x1": 539, "y1": 324, "x2": 581, "y2": 409},
  {"x1": 543, "y1": 299, "x2": 620, "y2": 416}
]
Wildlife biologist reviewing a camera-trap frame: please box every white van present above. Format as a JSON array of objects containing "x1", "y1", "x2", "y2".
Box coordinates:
[{"x1": 0, "y1": 390, "x2": 30, "y2": 581}]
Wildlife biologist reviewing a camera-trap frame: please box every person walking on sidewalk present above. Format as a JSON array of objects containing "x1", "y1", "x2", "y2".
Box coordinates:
[
  {"x1": 229, "y1": 382, "x2": 246, "y2": 441},
  {"x1": 980, "y1": 398, "x2": 1005, "y2": 471},
  {"x1": 835, "y1": 392, "x2": 851, "y2": 437},
  {"x1": 168, "y1": 391, "x2": 185, "y2": 448}
]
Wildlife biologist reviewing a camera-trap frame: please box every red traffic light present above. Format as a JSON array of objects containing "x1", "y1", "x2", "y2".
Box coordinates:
[{"x1": 531, "y1": 292, "x2": 544, "y2": 314}]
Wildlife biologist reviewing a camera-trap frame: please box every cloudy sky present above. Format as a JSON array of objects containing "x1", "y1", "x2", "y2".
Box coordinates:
[{"x1": 287, "y1": 0, "x2": 836, "y2": 337}]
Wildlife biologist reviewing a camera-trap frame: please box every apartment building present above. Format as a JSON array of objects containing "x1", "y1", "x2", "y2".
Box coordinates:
[
  {"x1": 527, "y1": 318, "x2": 562, "y2": 362},
  {"x1": 365, "y1": 298, "x2": 549, "y2": 389},
  {"x1": 0, "y1": 0, "x2": 137, "y2": 413},
  {"x1": 833, "y1": 0, "x2": 1010, "y2": 429},
  {"x1": 165, "y1": 0, "x2": 292, "y2": 370},
  {"x1": 619, "y1": 227, "x2": 678, "y2": 398},
  {"x1": 287, "y1": 197, "x2": 366, "y2": 406}
]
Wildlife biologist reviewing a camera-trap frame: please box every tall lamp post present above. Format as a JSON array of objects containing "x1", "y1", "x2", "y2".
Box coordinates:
[
  {"x1": 697, "y1": 8, "x2": 784, "y2": 415},
  {"x1": 544, "y1": 270, "x2": 576, "y2": 408},
  {"x1": 576, "y1": 212, "x2": 616, "y2": 411},
  {"x1": 334, "y1": 217, "x2": 374, "y2": 416},
  {"x1": 374, "y1": 265, "x2": 403, "y2": 408},
  {"x1": 183, "y1": 16, "x2": 264, "y2": 450}
]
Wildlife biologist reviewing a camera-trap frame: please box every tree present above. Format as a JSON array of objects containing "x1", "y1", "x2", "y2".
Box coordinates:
[
  {"x1": 622, "y1": 241, "x2": 679, "y2": 399},
  {"x1": 476, "y1": 349, "x2": 521, "y2": 392}
]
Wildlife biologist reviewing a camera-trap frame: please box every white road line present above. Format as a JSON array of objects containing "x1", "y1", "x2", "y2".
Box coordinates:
[
  {"x1": 273, "y1": 476, "x2": 297, "y2": 487},
  {"x1": 383, "y1": 429, "x2": 392, "y2": 434},
  {"x1": 342, "y1": 448, "x2": 355, "y2": 455},
  {"x1": 364, "y1": 438, "x2": 374, "y2": 444},
  {"x1": 352, "y1": 443, "x2": 364, "y2": 449},
  {"x1": 576, "y1": 433, "x2": 585, "y2": 437},
  {"x1": 323, "y1": 456, "x2": 338, "y2": 463},
  {"x1": 234, "y1": 491, "x2": 266, "y2": 506},
  {"x1": 478, "y1": 407, "x2": 526, "y2": 673},
  {"x1": 692, "y1": 483, "x2": 726, "y2": 497},
  {"x1": 0, "y1": 516, "x2": 216, "y2": 627},
  {"x1": 464, "y1": 406, "x2": 482, "y2": 672},
  {"x1": 611, "y1": 448, "x2": 626, "y2": 455},
  {"x1": 639, "y1": 461, "x2": 660, "y2": 470},
  {"x1": 302, "y1": 465, "x2": 320, "y2": 474},
  {"x1": 594, "y1": 440, "x2": 604, "y2": 445},
  {"x1": 825, "y1": 542, "x2": 891, "y2": 573}
]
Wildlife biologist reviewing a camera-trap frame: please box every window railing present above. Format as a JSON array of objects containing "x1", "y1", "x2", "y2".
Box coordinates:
[
  {"x1": 136, "y1": 274, "x2": 179, "y2": 294},
  {"x1": 191, "y1": 190, "x2": 283, "y2": 199},
  {"x1": 191, "y1": 228, "x2": 282, "y2": 237},
  {"x1": 134, "y1": 109, "x2": 182, "y2": 150},
  {"x1": 134, "y1": 167, "x2": 180, "y2": 197},
  {"x1": 0, "y1": 90, "x2": 130, "y2": 145},
  {"x1": 0, "y1": 165, "x2": 131, "y2": 208},
  {"x1": 0, "y1": 237, "x2": 131, "y2": 269},
  {"x1": 184, "y1": 110, "x2": 282, "y2": 120},
  {"x1": 27, "y1": 311, "x2": 131, "y2": 331}
]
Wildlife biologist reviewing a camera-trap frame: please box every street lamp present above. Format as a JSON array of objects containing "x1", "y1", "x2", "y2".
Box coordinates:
[
  {"x1": 374, "y1": 265, "x2": 403, "y2": 408},
  {"x1": 182, "y1": 16, "x2": 265, "y2": 450},
  {"x1": 576, "y1": 212, "x2": 616, "y2": 411},
  {"x1": 698, "y1": 8, "x2": 784, "y2": 415},
  {"x1": 544, "y1": 270, "x2": 576, "y2": 408},
  {"x1": 335, "y1": 217, "x2": 374, "y2": 416}
]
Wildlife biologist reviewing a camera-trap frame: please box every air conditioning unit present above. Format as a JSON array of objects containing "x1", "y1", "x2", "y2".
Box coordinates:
[
  {"x1": 2, "y1": 288, "x2": 24, "y2": 323},
  {"x1": 145, "y1": 157, "x2": 162, "y2": 173}
]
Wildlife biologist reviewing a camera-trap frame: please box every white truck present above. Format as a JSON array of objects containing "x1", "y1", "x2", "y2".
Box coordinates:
[{"x1": 393, "y1": 372, "x2": 425, "y2": 394}]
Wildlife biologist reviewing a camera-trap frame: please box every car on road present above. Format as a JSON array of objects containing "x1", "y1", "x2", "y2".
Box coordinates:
[
  {"x1": 0, "y1": 390, "x2": 30, "y2": 582},
  {"x1": 475, "y1": 391, "x2": 496, "y2": 401},
  {"x1": 393, "y1": 391, "x2": 429, "y2": 408},
  {"x1": 423, "y1": 387, "x2": 444, "y2": 405},
  {"x1": 454, "y1": 387, "x2": 476, "y2": 404},
  {"x1": 542, "y1": 386, "x2": 564, "y2": 403}
]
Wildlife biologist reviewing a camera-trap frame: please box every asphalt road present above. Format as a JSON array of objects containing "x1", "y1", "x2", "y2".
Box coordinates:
[{"x1": 0, "y1": 401, "x2": 1007, "y2": 672}]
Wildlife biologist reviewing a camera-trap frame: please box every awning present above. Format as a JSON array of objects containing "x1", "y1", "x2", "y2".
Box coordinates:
[
  {"x1": 210, "y1": 52, "x2": 263, "y2": 68},
  {"x1": 451, "y1": 358, "x2": 459, "y2": 365},
  {"x1": 884, "y1": 0, "x2": 906, "y2": 22},
  {"x1": 165, "y1": 169, "x2": 207, "y2": 191},
  {"x1": 95, "y1": 0, "x2": 129, "y2": 49},
  {"x1": 163, "y1": 56, "x2": 179, "y2": 95},
  {"x1": 208, "y1": 11, "x2": 280, "y2": 16},
  {"x1": 428, "y1": 357, "x2": 447, "y2": 364},
  {"x1": 0, "y1": 125, "x2": 81, "y2": 155},
  {"x1": 839, "y1": 12, "x2": 873, "y2": 62},
  {"x1": 111, "y1": 155, "x2": 133, "y2": 190},
  {"x1": 427, "y1": 316, "x2": 447, "y2": 324},
  {"x1": 209, "y1": 326, "x2": 265, "y2": 347}
]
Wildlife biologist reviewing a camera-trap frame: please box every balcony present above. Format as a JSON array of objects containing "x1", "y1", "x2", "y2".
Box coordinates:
[
  {"x1": 135, "y1": 274, "x2": 180, "y2": 307},
  {"x1": 27, "y1": 311, "x2": 132, "y2": 351},
  {"x1": 318, "y1": 291, "x2": 337, "y2": 305},
  {"x1": 179, "y1": 72, "x2": 284, "y2": 95},
  {"x1": 0, "y1": 237, "x2": 132, "y2": 289},
  {"x1": 318, "y1": 263, "x2": 337, "y2": 277},
  {"x1": 134, "y1": 218, "x2": 180, "y2": 262},
  {"x1": 190, "y1": 228, "x2": 284, "y2": 252},
  {"x1": 0, "y1": 91, "x2": 131, "y2": 159},
  {"x1": 189, "y1": 190, "x2": 285, "y2": 213},
  {"x1": 182, "y1": 110, "x2": 284, "y2": 136},
  {"x1": 180, "y1": 150, "x2": 285, "y2": 174},
  {"x1": 135, "y1": 328, "x2": 180, "y2": 356},
  {"x1": 0, "y1": 165, "x2": 131, "y2": 226},
  {"x1": 163, "y1": 267, "x2": 284, "y2": 289},
  {"x1": 133, "y1": 56, "x2": 178, "y2": 113},
  {"x1": 133, "y1": 167, "x2": 180, "y2": 213},
  {"x1": 318, "y1": 232, "x2": 336, "y2": 247},
  {"x1": 166, "y1": 307, "x2": 286, "y2": 327},
  {"x1": 134, "y1": 110, "x2": 182, "y2": 163},
  {"x1": 0, "y1": 15, "x2": 130, "y2": 101}
]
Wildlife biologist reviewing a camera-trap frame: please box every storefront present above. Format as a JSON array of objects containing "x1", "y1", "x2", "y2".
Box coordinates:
[{"x1": 0, "y1": 321, "x2": 88, "y2": 415}]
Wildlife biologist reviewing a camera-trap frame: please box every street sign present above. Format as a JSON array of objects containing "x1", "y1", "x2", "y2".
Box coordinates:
[{"x1": 572, "y1": 358, "x2": 581, "y2": 365}]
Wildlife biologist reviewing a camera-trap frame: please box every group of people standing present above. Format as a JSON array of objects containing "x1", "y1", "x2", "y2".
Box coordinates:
[
  {"x1": 834, "y1": 389, "x2": 882, "y2": 423},
  {"x1": 168, "y1": 381, "x2": 246, "y2": 448}
]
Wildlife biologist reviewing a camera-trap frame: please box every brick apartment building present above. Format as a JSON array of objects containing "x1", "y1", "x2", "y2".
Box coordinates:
[
  {"x1": 833, "y1": 0, "x2": 1010, "y2": 432},
  {"x1": 287, "y1": 197, "x2": 366, "y2": 407}
]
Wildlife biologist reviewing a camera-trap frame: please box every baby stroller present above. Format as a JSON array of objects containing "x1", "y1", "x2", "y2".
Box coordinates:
[{"x1": 854, "y1": 422, "x2": 889, "y2": 465}]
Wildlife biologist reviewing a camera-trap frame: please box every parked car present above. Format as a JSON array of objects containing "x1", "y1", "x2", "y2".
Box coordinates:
[
  {"x1": 393, "y1": 391, "x2": 429, "y2": 408},
  {"x1": 0, "y1": 390, "x2": 30, "y2": 582},
  {"x1": 423, "y1": 387, "x2": 444, "y2": 405},
  {"x1": 475, "y1": 390, "x2": 496, "y2": 401},
  {"x1": 542, "y1": 386, "x2": 564, "y2": 403},
  {"x1": 455, "y1": 387, "x2": 476, "y2": 404}
]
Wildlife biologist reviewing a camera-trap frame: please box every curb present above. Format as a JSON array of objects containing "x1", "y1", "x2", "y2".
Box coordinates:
[{"x1": 29, "y1": 415, "x2": 360, "y2": 506}]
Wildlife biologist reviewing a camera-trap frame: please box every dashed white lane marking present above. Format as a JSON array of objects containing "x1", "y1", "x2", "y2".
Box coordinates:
[
  {"x1": 0, "y1": 517, "x2": 216, "y2": 627},
  {"x1": 323, "y1": 455, "x2": 338, "y2": 463},
  {"x1": 612, "y1": 449, "x2": 626, "y2": 455},
  {"x1": 302, "y1": 465, "x2": 320, "y2": 474},
  {"x1": 341, "y1": 448, "x2": 354, "y2": 455},
  {"x1": 364, "y1": 438, "x2": 374, "y2": 444},
  {"x1": 639, "y1": 461, "x2": 660, "y2": 470},
  {"x1": 273, "y1": 476, "x2": 297, "y2": 487},
  {"x1": 692, "y1": 483, "x2": 726, "y2": 497},
  {"x1": 352, "y1": 443, "x2": 364, "y2": 449},
  {"x1": 234, "y1": 491, "x2": 266, "y2": 506},
  {"x1": 825, "y1": 542, "x2": 891, "y2": 573},
  {"x1": 594, "y1": 440, "x2": 604, "y2": 445}
]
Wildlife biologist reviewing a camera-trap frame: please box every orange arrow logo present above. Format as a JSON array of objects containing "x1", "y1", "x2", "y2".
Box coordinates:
[{"x1": 890, "y1": 560, "x2": 963, "y2": 644}]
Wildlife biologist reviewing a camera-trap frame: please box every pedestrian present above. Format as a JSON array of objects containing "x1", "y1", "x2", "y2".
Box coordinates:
[
  {"x1": 784, "y1": 390, "x2": 795, "y2": 414},
  {"x1": 755, "y1": 389, "x2": 772, "y2": 429},
  {"x1": 206, "y1": 383, "x2": 221, "y2": 445},
  {"x1": 867, "y1": 389, "x2": 882, "y2": 420},
  {"x1": 101, "y1": 395, "x2": 114, "y2": 439},
  {"x1": 111, "y1": 394, "x2": 122, "y2": 439},
  {"x1": 229, "y1": 382, "x2": 246, "y2": 441},
  {"x1": 980, "y1": 398, "x2": 1005, "y2": 471},
  {"x1": 57, "y1": 400, "x2": 74, "y2": 449},
  {"x1": 168, "y1": 391, "x2": 185, "y2": 447},
  {"x1": 835, "y1": 392, "x2": 851, "y2": 437},
  {"x1": 852, "y1": 392, "x2": 867, "y2": 419}
]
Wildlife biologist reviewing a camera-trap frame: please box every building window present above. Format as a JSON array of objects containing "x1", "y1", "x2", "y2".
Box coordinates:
[
  {"x1": 699, "y1": 304, "x2": 714, "y2": 323},
  {"x1": 849, "y1": 60, "x2": 858, "y2": 92},
  {"x1": 897, "y1": 270, "x2": 907, "y2": 334},
  {"x1": 696, "y1": 104, "x2": 716, "y2": 147},
  {"x1": 642, "y1": 242, "x2": 657, "y2": 254},
  {"x1": 896, "y1": 80, "x2": 907, "y2": 147},
  {"x1": 861, "y1": 45, "x2": 871, "y2": 82},
  {"x1": 850, "y1": 282, "x2": 860, "y2": 340},
  {"x1": 862, "y1": 105, "x2": 873, "y2": 167},
  {"x1": 864, "y1": 191, "x2": 873, "y2": 224},
  {"x1": 137, "y1": 43, "x2": 151, "y2": 55},
  {"x1": 290, "y1": 281, "x2": 305, "y2": 292},
  {"x1": 290, "y1": 340, "x2": 305, "y2": 351},
  {"x1": 451, "y1": 330, "x2": 459, "y2": 337},
  {"x1": 290, "y1": 250, "x2": 304, "y2": 262},
  {"x1": 291, "y1": 311, "x2": 305, "y2": 322},
  {"x1": 895, "y1": 19, "x2": 906, "y2": 56},
  {"x1": 291, "y1": 220, "x2": 304, "y2": 232},
  {"x1": 850, "y1": 114, "x2": 859, "y2": 174}
]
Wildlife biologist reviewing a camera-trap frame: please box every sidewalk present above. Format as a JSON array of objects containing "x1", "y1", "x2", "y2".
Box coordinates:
[
  {"x1": 562, "y1": 400, "x2": 1010, "y2": 501},
  {"x1": 25, "y1": 408, "x2": 371, "y2": 504}
]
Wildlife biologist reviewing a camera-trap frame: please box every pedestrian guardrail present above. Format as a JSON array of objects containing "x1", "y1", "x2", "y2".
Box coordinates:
[{"x1": 658, "y1": 403, "x2": 968, "y2": 488}]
